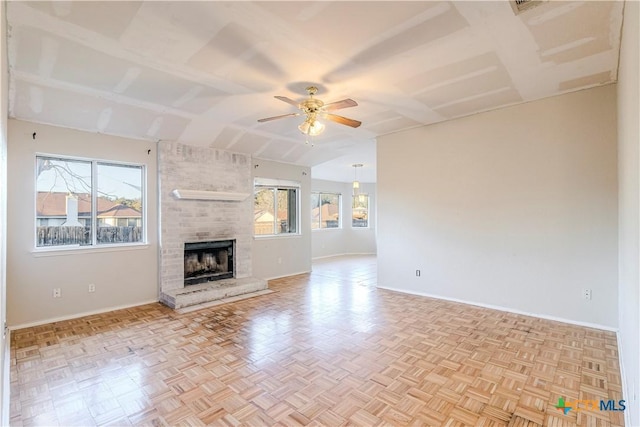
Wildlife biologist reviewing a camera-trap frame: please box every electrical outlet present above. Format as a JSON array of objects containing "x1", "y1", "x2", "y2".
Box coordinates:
[
  {"x1": 88, "y1": 284, "x2": 95, "y2": 293},
  {"x1": 582, "y1": 288, "x2": 592, "y2": 300},
  {"x1": 53, "y1": 288, "x2": 61, "y2": 298},
  {"x1": 416, "y1": 270, "x2": 421, "y2": 277}
]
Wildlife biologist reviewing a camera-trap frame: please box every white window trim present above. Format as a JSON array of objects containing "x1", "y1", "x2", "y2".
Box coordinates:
[
  {"x1": 254, "y1": 178, "x2": 301, "y2": 238},
  {"x1": 254, "y1": 177, "x2": 300, "y2": 188},
  {"x1": 352, "y1": 194, "x2": 370, "y2": 229},
  {"x1": 34, "y1": 153, "x2": 147, "y2": 251},
  {"x1": 32, "y1": 243, "x2": 150, "y2": 257},
  {"x1": 311, "y1": 191, "x2": 343, "y2": 231}
]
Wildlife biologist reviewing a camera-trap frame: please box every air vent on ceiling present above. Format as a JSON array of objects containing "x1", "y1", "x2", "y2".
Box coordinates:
[{"x1": 510, "y1": 0, "x2": 545, "y2": 15}]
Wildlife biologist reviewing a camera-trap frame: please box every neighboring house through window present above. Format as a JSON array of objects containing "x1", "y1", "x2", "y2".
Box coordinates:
[
  {"x1": 36, "y1": 156, "x2": 144, "y2": 247},
  {"x1": 254, "y1": 178, "x2": 300, "y2": 236},
  {"x1": 311, "y1": 192, "x2": 341, "y2": 229},
  {"x1": 352, "y1": 194, "x2": 369, "y2": 228}
]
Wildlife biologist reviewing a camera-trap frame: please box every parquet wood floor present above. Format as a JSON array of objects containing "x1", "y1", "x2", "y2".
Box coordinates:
[{"x1": 10, "y1": 255, "x2": 623, "y2": 426}]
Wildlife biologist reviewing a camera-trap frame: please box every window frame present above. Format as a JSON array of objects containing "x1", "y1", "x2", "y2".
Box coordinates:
[
  {"x1": 253, "y1": 178, "x2": 301, "y2": 238},
  {"x1": 352, "y1": 194, "x2": 370, "y2": 229},
  {"x1": 311, "y1": 191, "x2": 343, "y2": 230},
  {"x1": 34, "y1": 153, "x2": 147, "y2": 251}
]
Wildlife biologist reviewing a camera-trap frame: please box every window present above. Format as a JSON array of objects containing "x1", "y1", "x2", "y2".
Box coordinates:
[
  {"x1": 254, "y1": 180, "x2": 299, "y2": 236},
  {"x1": 311, "y1": 192, "x2": 341, "y2": 229},
  {"x1": 36, "y1": 156, "x2": 144, "y2": 248},
  {"x1": 352, "y1": 194, "x2": 369, "y2": 228}
]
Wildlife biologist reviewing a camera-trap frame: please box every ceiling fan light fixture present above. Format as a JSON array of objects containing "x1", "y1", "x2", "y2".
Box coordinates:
[
  {"x1": 308, "y1": 120, "x2": 325, "y2": 136},
  {"x1": 259, "y1": 86, "x2": 360, "y2": 135},
  {"x1": 298, "y1": 117, "x2": 325, "y2": 136},
  {"x1": 298, "y1": 120, "x2": 311, "y2": 134}
]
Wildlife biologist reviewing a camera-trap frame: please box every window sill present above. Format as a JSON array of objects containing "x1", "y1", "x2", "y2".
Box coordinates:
[
  {"x1": 312, "y1": 228, "x2": 343, "y2": 231},
  {"x1": 32, "y1": 242, "x2": 151, "y2": 257}
]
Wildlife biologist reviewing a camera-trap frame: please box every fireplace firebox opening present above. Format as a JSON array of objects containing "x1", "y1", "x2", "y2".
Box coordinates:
[{"x1": 184, "y1": 239, "x2": 235, "y2": 286}]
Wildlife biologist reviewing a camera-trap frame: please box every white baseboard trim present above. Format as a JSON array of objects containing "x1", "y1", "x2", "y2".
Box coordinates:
[
  {"x1": 616, "y1": 331, "x2": 631, "y2": 427},
  {"x1": 9, "y1": 299, "x2": 159, "y2": 331},
  {"x1": 312, "y1": 252, "x2": 376, "y2": 261},
  {"x1": 377, "y1": 285, "x2": 618, "y2": 332},
  {"x1": 263, "y1": 270, "x2": 311, "y2": 281}
]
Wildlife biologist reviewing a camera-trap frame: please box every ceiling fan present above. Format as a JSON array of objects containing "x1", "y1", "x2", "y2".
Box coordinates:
[{"x1": 257, "y1": 86, "x2": 361, "y2": 137}]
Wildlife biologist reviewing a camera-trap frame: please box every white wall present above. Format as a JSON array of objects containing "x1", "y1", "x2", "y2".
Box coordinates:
[
  {"x1": 617, "y1": 0, "x2": 640, "y2": 423},
  {"x1": 0, "y1": 1, "x2": 9, "y2": 423},
  {"x1": 311, "y1": 178, "x2": 376, "y2": 259},
  {"x1": 378, "y1": 85, "x2": 618, "y2": 328},
  {"x1": 251, "y1": 158, "x2": 311, "y2": 280},
  {"x1": 7, "y1": 120, "x2": 158, "y2": 327}
]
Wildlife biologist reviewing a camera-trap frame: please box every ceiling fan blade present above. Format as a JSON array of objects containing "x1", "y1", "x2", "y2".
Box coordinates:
[
  {"x1": 274, "y1": 96, "x2": 300, "y2": 108},
  {"x1": 257, "y1": 112, "x2": 300, "y2": 123},
  {"x1": 322, "y1": 98, "x2": 358, "y2": 111},
  {"x1": 325, "y1": 113, "x2": 361, "y2": 128}
]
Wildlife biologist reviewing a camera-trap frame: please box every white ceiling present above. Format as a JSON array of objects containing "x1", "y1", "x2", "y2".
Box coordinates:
[{"x1": 6, "y1": 1, "x2": 624, "y2": 183}]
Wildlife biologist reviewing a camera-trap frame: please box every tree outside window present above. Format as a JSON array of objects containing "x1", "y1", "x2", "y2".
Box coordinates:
[
  {"x1": 254, "y1": 185, "x2": 299, "y2": 236},
  {"x1": 36, "y1": 156, "x2": 144, "y2": 247}
]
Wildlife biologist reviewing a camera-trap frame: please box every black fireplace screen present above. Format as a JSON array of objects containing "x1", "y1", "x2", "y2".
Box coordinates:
[{"x1": 184, "y1": 240, "x2": 234, "y2": 286}]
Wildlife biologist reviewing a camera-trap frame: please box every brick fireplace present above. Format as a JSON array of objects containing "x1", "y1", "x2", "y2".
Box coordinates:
[{"x1": 158, "y1": 142, "x2": 266, "y2": 309}]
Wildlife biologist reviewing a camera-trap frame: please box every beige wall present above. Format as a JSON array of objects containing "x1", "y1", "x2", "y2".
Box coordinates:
[
  {"x1": 0, "y1": 0, "x2": 9, "y2": 423},
  {"x1": 311, "y1": 178, "x2": 376, "y2": 259},
  {"x1": 617, "y1": 0, "x2": 640, "y2": 423},
  {"x1": 378, "y1": 84, "x2": 618, "y2": 328},
  {"x1": 251, "y1": 158, "x2": 312, "y2": 280},
  {"x1": 7, "y1": 120, "x2": 158, "y2": 327}
]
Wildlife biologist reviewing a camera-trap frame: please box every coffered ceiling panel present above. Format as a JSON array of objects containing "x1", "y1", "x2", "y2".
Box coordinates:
[
  {"x1": 227, "y1": 132, "x2": 272, "y2": 154},
  {"x1": 119, "y1": 2, "x2": 227, "y2": 63},
  {"x1": 257, "y1": 2, "x2": 434, "y2": 51},
  {"x1": 210, "y1": 126, "x2": 245, "y2": 150},
  {"x1": 559, "y1": 71, "x2": 613, "y2": 92},
  {"x1": 6, "y1": 1, "x2": 625, "y2": 183},
  {"x1": 365, "y1": 116, "x2": 424, "y2": 136},
  {"x1": 281, "y1": 144, "x2": 313, "y2": 164},
  {"x1": 25, "y1": 1, "x2": 142, "y2": 40},
  {"x1": 254, "y1": 139, "x2": 306, "y2": 162}
]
